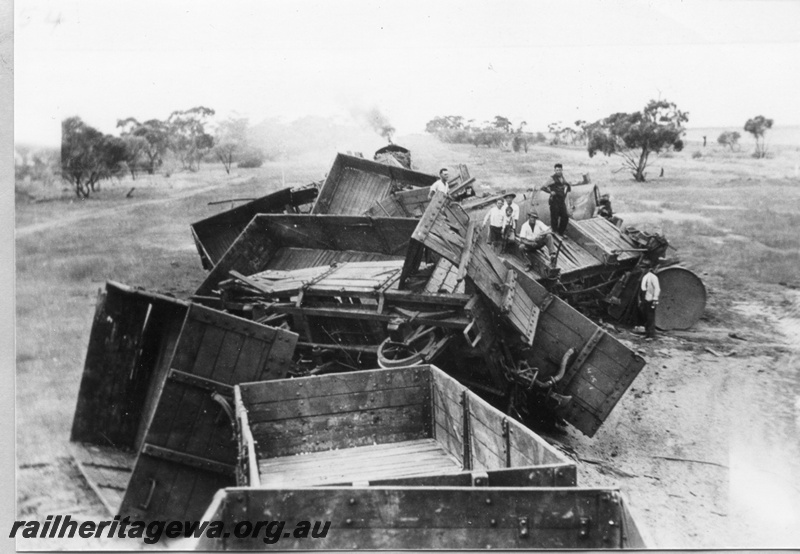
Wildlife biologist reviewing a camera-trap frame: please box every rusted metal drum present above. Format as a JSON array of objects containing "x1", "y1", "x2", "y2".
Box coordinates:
[{"x1": 655, "y1": 266, "x2": 706, "y2": 330}]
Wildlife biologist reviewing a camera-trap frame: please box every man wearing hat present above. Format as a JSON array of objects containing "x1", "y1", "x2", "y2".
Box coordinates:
[
  {"x1": 541, "y1": 163, "x2": 572, "y2": 235},
  {"x1": 639, "y1": 260, "x2": 661, "y2": 339},
  {"x1": 503, "y1": 192, "x2": 520, "y2": 230},
  {"x1": 517, "y1": 211, "x2": 557, "y2": 270},
  {"x1": 428, "y1": 168, "x2": 450, "y2": 199}
]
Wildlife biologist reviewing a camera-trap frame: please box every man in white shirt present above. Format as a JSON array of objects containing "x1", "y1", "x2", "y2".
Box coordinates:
[
  {"x1": 481, "y1": 198, "x2": 506, "y2": 247},
  {"x1": 639, "y1": 261, "x2": 661, "y2": 339},
  {"x1": 428, "y1": 168, "x2": 450, "y2": 199},
  {"x1": 517, "y1": 212, "x2": 557, "y2": 269}
]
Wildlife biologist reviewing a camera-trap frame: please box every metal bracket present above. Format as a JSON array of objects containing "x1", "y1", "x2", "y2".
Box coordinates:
[
  {"x1": 500, "y1": 270, "x2": 518, "y2": 314},
  {"x1": 471, "y1": 471, "x2": 489, "y2": 487},
  {"x1": 461, "y1": 390, "x2": 472, "y2": 470},
  {"x1": 502, "y1": 418, "x2": 511, "y2": 468},
  {"x1": 518, "y1": 517, "x2": 530, "y2": 539},
  {"x1": 168, "y1": 368, "x2": 233, "y2": 397},
  {"x1": 579, "y1": 516, "x2": 592, "y2": 539},
  {"x1": 142, "y1": 444, "x2": 236, "y2": 476},
  {"x1": 560, "y1": 328, "x2": 604, "y2": 389}
]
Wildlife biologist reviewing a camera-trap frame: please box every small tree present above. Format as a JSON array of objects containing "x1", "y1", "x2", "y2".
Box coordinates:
[
  {"x1": 547, "y1": 122, "x2": 564, "y2": 145},
  {"x1": 213, "y1": 117, "x2": 249, "y2": 174},
  {"x1": 117, "y1": 117, "x2": 170, "y2": 174},
  {"x1": 121, "y1": 135, "x2": 148, "y2": 179},
  {"x1": 717, "y1": 131, "x2": 741, "y2": 152},
  {"x1": 586, "y1": 99, "x2": 688, "y2": 182},
  {"x1": 744, "y1": 115, "x2": 773, "y2": 158},
  {"x1": 493, "y1": 115, "x2": 512, "y2": 133},
  {"x1": 167, "y1": 106, "x2": 216, "y2": 171},
  {"x1": 62, "y1": 117, "x2": 127, "y2": 198}
]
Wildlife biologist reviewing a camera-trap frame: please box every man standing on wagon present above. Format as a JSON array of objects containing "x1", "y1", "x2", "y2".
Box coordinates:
[
  {"x1": 502, "y1": 192, "x2": 520, "y2": 230},
  {"x1": 428, "y1": 168, "x2": 450, "y2": 199},
  {"x1": 541, "y1": 163, "x2": 572, "y2": 235}
]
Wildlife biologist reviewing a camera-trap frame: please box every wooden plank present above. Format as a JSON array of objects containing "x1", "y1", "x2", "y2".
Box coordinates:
[
  {"x1": 507, "y1": 415, "x2": 570, "y2": 466},
  {"x1": 467, "y1": 397, "x2": 507, "y2": 471},
  {"x1": 71, "y1": 457, "x2": 119, "y2": 516},
  {"x1": 431, "y1": 371, "x2": 466, "y2": 463},
  {"x1": 256, "y1": 331, "x2": 298, "y2": 381},
  {"x1": 369, "y1": 472, "x2": 473, "y2": 487},
  {"x1": 241, "y1": 366, "x2": 426, "y2": 405},
  {"x1": 258, "y1": 439, "x2": 443, "y2": 468},
  {"x1": 258, "y1": 441, "x2": 461, "y2": 487},
  {"x1": 455, "y1": 220, "x2": 476, "y2": 281},
  {"x1": 252, "y1": 404, "x2": 429, "y2": 458},
  {"x1": 229, "y1": 336, "x2": 269, "y2": 384},
  {"x1": 247, "y1": 385, "x2": 426, "y2": 424},
  {"x1": 268, "y1": 305, "x2": 470, "y2": 330},
  {"x1": 433, "y1": 416, "x2": 464, "y2": 466}
]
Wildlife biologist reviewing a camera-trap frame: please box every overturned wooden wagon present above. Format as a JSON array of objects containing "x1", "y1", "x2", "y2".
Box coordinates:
[
  {"x1": 191, "y1": 365, "x2": 647, "y2": 550},
  {"x1": 69, "y1": 281, "x2": 299, "y2": 521},
  {"x1": 194, "y1": 214, "x2": 419, "y2": 299},
  {"x1": 310, "y1": 153, "x2": 437, "y2": 216},
  {"x1": 191, "y1": 184, "x2": 319, "y2": 270}
]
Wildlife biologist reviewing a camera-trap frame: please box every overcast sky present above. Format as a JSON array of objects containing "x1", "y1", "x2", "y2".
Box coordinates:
[{"x1": 13, "y1": 0, "x2": 800, "y2": 146}]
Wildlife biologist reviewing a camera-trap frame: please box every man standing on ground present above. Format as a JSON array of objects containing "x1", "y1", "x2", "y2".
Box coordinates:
[
  {"x1": 428, "y1": 168, "x2": 450, "y2": 199},
  {"x1": 541, "y1": 163, "x2": 572, "y2": 235},
  {"x1": 640, "y1": 261, "x2": 660, "y2": 339},
  {"x1": 517, "y1": 212, "x2": 557, "y2": 270}
]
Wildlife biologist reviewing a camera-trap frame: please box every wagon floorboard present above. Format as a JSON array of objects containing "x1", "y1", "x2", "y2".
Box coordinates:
[{"x1": 258, "y1": 438, "x2": 462, "y2": 487}]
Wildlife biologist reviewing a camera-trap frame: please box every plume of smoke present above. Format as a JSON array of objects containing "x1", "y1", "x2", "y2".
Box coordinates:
[{"x1": 351, "y1": 106, "x2": 395, "y2": 143}]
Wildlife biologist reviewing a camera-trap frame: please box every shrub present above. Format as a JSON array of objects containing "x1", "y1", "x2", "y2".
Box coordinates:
[
  {"x1": 238, "y1": 148, "x2": 266, "y2": 168},
  {"x1": 692, "y1": 150, "x2": 703, "y2": 159}
]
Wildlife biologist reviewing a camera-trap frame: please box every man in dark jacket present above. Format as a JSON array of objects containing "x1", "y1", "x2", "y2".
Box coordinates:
[{"x1": 541, "y1": 163, "x2": 572, "y2": 235}]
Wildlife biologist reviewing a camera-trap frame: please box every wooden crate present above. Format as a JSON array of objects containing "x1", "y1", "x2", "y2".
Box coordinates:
[
  {"x1": 190, "y1": 185, "x2": 318, "y2": 270},
  {"x1": 191, "y1": 365, "x2": 646, "y2": 550},
  {"x1": 311, "y1": 153, "x2": 436, "y2": 215}
]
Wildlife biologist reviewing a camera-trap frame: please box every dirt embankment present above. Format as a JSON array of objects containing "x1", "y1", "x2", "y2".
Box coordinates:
[{"x1": 551, "y1": 285, "x2": 800, "y2": 548}]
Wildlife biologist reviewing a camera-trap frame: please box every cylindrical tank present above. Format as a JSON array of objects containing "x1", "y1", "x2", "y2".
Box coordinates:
[{"x1": 654, "y1": 266, "x2": 706, "y2": 330}]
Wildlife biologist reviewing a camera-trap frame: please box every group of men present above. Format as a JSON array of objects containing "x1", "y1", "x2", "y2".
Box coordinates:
[
  {"x1": 431, "y1": 162, "x2": 660, "y2": 338},
  {"x1": 478, "y1": 162, "x2": 572, "y2": 270}
]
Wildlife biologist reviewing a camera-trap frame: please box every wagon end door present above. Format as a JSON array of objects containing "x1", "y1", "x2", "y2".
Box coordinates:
[{"x1": 118, "y1": 303, "x2": 298, "y2": 522}]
